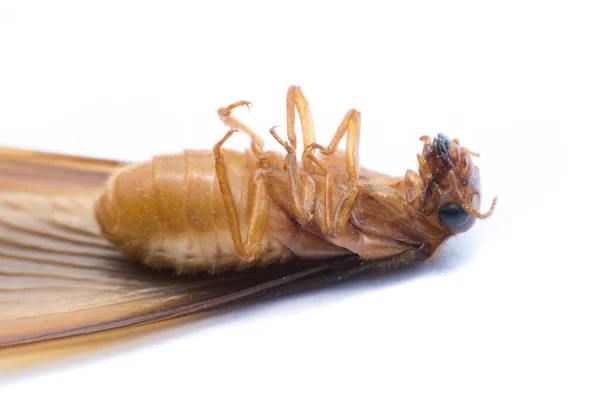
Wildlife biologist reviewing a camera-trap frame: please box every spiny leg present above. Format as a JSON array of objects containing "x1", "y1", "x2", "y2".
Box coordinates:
[{"x1": 213, "y1": 129, "x2": 270, "y2": 262}]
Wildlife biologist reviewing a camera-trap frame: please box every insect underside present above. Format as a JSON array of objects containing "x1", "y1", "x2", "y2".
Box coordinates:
[
  {"x1": 0, "y1": 85, "x2": 495, "y2": 348},
  {"x1": 95, "y1": 86, "x2": 496, "y2": 274}
]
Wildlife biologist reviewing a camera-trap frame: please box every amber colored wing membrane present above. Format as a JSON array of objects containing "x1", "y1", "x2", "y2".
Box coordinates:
[
  {"x1": 0, "y1": 147, "x2": 370, "y2": 348},
  {"x1": 0, "y1": 147, "x2": 120, "y2": 194}
]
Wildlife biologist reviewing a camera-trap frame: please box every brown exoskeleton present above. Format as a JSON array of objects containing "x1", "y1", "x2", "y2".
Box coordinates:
[
  {"x1": 95, "y1": 86, "x2": 496, "y2": 274},
  {"x1": 0, "y1": 86, "x2": 497, "y2": 348}
]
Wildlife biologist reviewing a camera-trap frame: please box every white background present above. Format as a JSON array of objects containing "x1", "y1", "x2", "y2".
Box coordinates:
[{"x1": 1, "y1": 1, "x2": 599, "y2": 399}]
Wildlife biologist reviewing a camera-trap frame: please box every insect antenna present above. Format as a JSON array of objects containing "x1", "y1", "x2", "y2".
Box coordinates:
[{"x1": 460, "y1": 196, "x2": 498, "y2": 219}]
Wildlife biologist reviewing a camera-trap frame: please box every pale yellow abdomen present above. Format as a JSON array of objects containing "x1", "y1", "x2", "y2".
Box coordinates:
[{"x1": 95, "y1": 149, "x2": 292, "y2": 273}]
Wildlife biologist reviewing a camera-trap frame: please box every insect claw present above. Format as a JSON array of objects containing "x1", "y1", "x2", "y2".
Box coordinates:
[{"x1": 219, "y1": 100, "x2": 253, "y2": 118}]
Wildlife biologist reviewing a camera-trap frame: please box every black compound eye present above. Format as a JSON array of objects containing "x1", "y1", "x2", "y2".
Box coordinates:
[{"x1": 437, "y1": 203, "x2": 470, "y2": 228}]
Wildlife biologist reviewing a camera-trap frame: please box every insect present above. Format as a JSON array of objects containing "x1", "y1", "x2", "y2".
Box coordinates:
[
  {"x1": 96, "y1": 86, "x2": 496, "y2": 274},
  {"x1": 0, "y1": 86, "x2": 495, "y2": 348}
]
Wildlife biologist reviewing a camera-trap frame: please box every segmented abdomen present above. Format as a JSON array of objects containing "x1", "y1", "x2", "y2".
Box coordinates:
[{"x1": 95, "y1": 149, "x2": 291, "y2": 273}]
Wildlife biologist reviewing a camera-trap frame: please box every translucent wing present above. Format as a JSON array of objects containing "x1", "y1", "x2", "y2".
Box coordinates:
[{"x1": 0, "y1": 147, "x2": 372, "y2": 348}]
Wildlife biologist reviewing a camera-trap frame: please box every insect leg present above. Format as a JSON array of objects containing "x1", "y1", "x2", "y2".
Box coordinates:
[
  {"x1": 308, "y1": 109, "x2": 361, "y2": 179},
  {"x1": 285, "y1": 88, "x2": 362, "y2": 234},
  {"x1": 213, "y1": 129, "x2": 270, "y2": 262},
  {"x1": 298, "y1": 109, "x2": 362, "y2": 236},
  {"x1": 286, "y1": 86, "x2": 316, "y2": 150},
  {"x1": 218, "y1": 100, "x2": 266, "y2": 153},
  {"x1": 256, "y1": 86, "x2": 322, "y2": 224},
  {"x1": 218, "y1": 86, "x2": 316, "y2": 154},
  {"x1": 302, "y1": 151, "x2": 360, "y2": 237},
  {"x1": 267, "y1": 127, "x2": 315, "y2": 224}
]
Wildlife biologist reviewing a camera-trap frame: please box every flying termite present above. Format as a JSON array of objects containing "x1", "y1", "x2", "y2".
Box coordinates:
[
  {"x1": 96, "y1": 86, "x2": 496, "y2": 273},
  {"x1": 0, "y1": 86, "x2": 496, "y2": 348}
]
